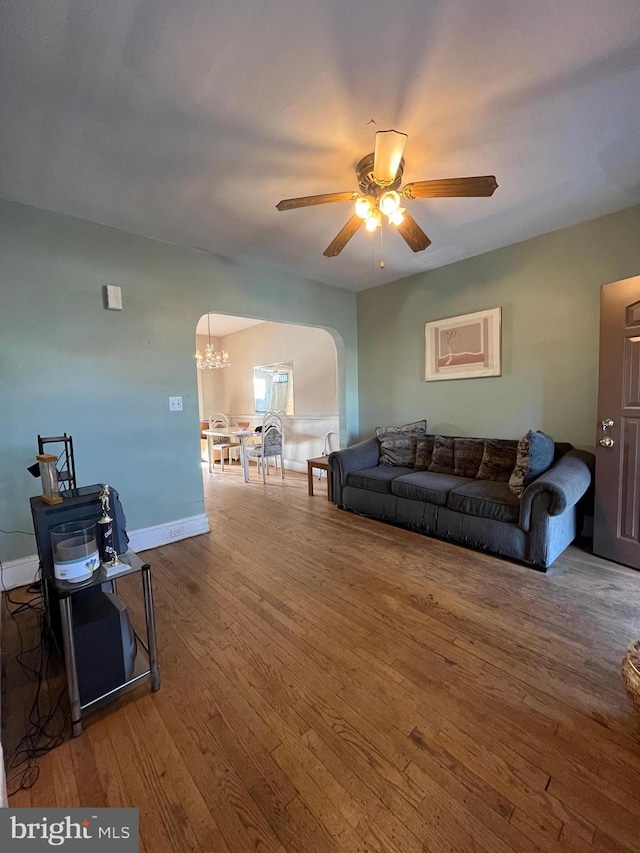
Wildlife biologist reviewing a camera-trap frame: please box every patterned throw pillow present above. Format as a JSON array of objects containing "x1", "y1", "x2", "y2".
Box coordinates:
[
  {"x1": 414, "y1": 437, "x2": 434, "y2": 471},
  {"x1": 376, "y1": 420, "x2": 427, "y2": 467},
  {"x1": 509, "y1": 430, "x2": 555, "y2": 497},
  {"x1": 453, "y1": 438, "x2": 485, "y2": 478},
  {"x1": 429, "y1": 436, "x2": 455, "y2": 474},
  {"x1": 476, "y1": 440, "x2": 518, "y2": 483},
  {"x1": 378, "y1": 434, "x2": 418, "y2": 467},
  {"x1": 375, "y1": 420, "x2": 427, "y2": 439}
]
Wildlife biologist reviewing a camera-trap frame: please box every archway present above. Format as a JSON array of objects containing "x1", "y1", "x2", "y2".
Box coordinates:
[{"x1": 195, "y1": 313, "x2": 340, "y2": 472}]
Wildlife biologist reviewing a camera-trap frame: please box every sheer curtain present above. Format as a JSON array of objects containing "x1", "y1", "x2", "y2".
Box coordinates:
[{"x1": 271, "y1": 380, "x2": 288, "y2": 412}]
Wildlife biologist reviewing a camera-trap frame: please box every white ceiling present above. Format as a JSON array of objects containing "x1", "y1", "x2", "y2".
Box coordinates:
[
  {"x1": 1, "y1": 1, "x2": 639, "y2": 292},
  {"x1": 195, "y1": 314, "x2": 263, "y2": 337}
]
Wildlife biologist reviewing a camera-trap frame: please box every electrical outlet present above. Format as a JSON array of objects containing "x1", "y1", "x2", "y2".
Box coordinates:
[
  {"x1": 169, "y1": 396, "x2": 183, "y2": 411},
  {"x1": 170, "y1": 525, "x2": 185, "y2": 538}
]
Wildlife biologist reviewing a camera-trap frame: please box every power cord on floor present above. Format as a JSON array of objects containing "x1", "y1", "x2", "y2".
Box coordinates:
[{"x1": 1, "y1": 532, "x2": 68, "y2": 795}]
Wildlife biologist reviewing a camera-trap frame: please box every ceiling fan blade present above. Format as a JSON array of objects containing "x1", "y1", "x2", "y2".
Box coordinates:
[
  {"x1": 276, "y1": 191, "x2": 358, "y2": 211},
  {"x1": 402, "y1": 176, "x2": 498, "y2": 199},
  {"x1": 323, "y1": 215, "x2": 363, "y2": 257},
  {"x1": 373, "y1": 130, "x2": 408, "y2": 184},
  {"x1": 395, "y1": 212, "x2": 432, "y2": 253}
]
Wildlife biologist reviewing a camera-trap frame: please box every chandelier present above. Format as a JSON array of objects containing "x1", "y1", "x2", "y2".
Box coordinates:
[{"x1": 195, "y1": 313, "x2": 231, "y2": 370}]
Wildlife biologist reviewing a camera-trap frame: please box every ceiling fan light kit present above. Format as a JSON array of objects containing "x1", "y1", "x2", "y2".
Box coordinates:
[
  {"x1": 389, "y1": 206, "x2": 405, "y2": 227},
  {"x1": 276, "y1": 129, "x2": 498, "y2": 259},
  {"x1": 354, "y1": 195, "x2": 374, "y2": 219},
  {"x1": 365, "y1": 208, "x2": 382, "y2": 233},
  {"x1": 379, "y1": 190, "x2": 401, "y2": 216}
]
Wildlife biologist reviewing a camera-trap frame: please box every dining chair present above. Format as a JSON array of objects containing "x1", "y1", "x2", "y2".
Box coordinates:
[
  {"x1": 208, "y1": 414, "x2": 240, "y2": 472},
  {"x1": 322, "y1": 430, "x2": 340, "y2": 456},
  {"x1": 317, "y1": 429, "x2": 340, "y2": 484},
  {"x1": 245, "y1": 411, "x2": 284, "y2": 483}
]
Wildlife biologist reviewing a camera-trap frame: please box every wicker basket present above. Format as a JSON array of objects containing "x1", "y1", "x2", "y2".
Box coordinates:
[{"x1": 622, "y1": 639, "x2": 640, "y2": 716}]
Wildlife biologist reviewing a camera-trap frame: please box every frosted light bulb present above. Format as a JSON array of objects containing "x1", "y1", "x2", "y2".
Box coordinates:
[
  {"x1": 365, "y1": 209, "x2": 382, "y2": 232},
  {"x1": 379, "y1": 191, "x2": 400, "y2": 215},
  {"x1": 389, "y1": 207, "x2": 405, "y2": 226},
  {"x1": 355, "y1": 196, "x2": 374, "y2": 219}
]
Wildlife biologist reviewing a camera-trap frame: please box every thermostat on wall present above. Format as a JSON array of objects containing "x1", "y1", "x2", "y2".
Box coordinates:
[{"x1": 104, "y1": 284, "x2": 123, "y2": 311}]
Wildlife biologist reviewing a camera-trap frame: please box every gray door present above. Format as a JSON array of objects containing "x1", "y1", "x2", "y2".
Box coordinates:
[{"x1": 593, "y1": 275, "x2": 640, "y2": 569}]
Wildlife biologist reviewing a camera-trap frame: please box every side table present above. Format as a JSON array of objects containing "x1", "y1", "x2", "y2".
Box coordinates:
[
  {"x1": 53, "y1": 550, "x2": 160, "y2": 737},
  {"x1": 307, "y1": 456, "x2": 333, "y2": 502}
]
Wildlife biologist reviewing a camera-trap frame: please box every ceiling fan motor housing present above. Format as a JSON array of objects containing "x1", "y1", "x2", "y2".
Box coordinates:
[{"x1": 356, "y1": 153, "x2": 405, "y2": 197}]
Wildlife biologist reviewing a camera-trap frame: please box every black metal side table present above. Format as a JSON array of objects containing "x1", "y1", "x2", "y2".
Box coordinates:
[{"x1": 53, "y1": 550, "x2": 160, "y2": 737}]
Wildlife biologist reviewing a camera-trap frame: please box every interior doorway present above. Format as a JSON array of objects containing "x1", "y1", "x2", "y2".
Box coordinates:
[{"x1": 195, "y1": 313, "x2": 340, "y2": 473}]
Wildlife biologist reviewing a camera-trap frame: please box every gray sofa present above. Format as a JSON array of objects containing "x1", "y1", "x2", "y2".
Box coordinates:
[{"x1": 328, "y1": 435, "x2": 594, "y2": 570}]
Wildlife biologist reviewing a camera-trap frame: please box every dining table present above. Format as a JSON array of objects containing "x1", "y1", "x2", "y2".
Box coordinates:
[{"x1": 202, "y1": 428, "x2": 258, "y2": 482}]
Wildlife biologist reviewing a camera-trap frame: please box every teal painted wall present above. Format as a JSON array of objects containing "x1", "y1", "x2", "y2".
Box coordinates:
[
  {"x1": 0, "y1": 199, "x2": 358, "y2": 562},
  {"x1": 357, "y1": 205, "x2": 640, "y2": 446},
  {"x1": 5, "y1": 198, "x2": 639, "y2": 564}
]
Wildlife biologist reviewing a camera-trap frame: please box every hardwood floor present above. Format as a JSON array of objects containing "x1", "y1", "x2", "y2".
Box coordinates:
[{"x1": 4, "y1": 463, "x2": 640, "y2": 851}]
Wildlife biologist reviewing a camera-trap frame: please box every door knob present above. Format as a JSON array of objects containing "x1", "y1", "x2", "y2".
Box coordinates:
[
  {"x1": 601, "y1": 418, "x2": 614, "y2": 432},
  {"x1": 599, "y1": 437, "x2": 614, "y2": 448}
]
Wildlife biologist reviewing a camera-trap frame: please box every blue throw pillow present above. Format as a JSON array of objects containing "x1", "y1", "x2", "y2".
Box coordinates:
[{"x1": 509, "y1": 430, "x2": 555, "y2": 497}]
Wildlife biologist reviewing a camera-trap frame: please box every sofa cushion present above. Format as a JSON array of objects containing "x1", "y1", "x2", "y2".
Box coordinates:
[
  {"x1": 454, "y1": 438, "x2": 485, "y2": 478},
  {"x1": 392, "y1": 471, "x2": 474, "y2": 506},
  {"x1": 414, "y1": 436, "x2": 434, "y2": 471},
  {"x1": 476, "y1": 440, "x2": 518, "y2": 483},
  {"x1": 448, "y1": 480, "x2": 521, "y2": 523},
  {"x1": 376, "y1": 420, "x2": 427, "y2": 467},
  {"x1": 347, "y1": 465, "x2": 414, "y2": 494},
  {"x1": 509, "y1": 430, "x2": 556, "y2": 497},
  {"x1": 429, "y1": 436, "x2": 455, "y2": 474}
]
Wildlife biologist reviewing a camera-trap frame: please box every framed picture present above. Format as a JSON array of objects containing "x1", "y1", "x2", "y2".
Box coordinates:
[{"x1": 425, "y1": 307, "x2": 501, "y2": 381}]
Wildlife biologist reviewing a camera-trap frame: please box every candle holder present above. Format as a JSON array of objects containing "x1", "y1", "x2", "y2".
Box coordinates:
[{"x1": 37, "y1": 453, "x2": 62, "y2": 504}]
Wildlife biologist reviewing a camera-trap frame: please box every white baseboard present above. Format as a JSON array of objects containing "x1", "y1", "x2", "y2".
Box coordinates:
[
  {"x1": 1, "y1": 554, "x2": 40, "y2": 592},
  {"x1": 127, "y1": 513, "x2": 210, "y2": 552},
  {"x1": 0, "y1": 513, "x2": 210, "y2": 591},
  {"x1": 284, "y1": 458, "x2": 331, "y2": 476},
  {"x1": 243, "y1": 458, "x2": 319, "y2": 475},
  {"x1": 286, "y1": 459, "x2": 307, "y2": 474}
]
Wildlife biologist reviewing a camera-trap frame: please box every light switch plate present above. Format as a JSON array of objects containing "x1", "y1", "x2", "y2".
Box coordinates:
[{"x1": 169, "y1": 397, "x2": 183, "y2": 411}]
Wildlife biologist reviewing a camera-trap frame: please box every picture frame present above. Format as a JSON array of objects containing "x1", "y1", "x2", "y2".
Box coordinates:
[{"x1": 425, "y1": 307, "x2": 501, "y2": 381}]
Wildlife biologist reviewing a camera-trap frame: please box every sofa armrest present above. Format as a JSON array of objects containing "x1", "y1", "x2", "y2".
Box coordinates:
[
  {"x1": 519, "y1": 449, "x2": 594, "y2": 532},
  {"x1": 328, "y1": 439, "x2": 380, "y2": 506}
]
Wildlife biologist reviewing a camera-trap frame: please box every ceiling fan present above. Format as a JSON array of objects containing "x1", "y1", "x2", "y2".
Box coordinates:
[{"x1": 276, "y1": 130, "x2": 498, "y2": 257}]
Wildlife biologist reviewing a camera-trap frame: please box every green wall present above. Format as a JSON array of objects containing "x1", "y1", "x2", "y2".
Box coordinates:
[
  {"x1": 357, "y1": 205, "x2": 640, "y2": 445},
  {"x1": 4, "y1": 198, "x2": 639, "y2": 564},
  {"x1": 0, "y1": 199, "x2": 358, "y2": 562}
]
